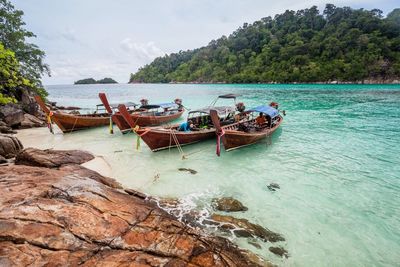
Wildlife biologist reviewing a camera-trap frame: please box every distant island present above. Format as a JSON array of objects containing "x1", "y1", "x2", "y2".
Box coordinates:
[
  {"x1": 74, "y1": 77, "x2": 118, "y2": 84},
  {"x1": 129, "y1": 4, "x2": 400, "y2": 84}
]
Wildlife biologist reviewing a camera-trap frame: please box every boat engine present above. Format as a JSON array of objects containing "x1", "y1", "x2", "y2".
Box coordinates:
[
  {"x1": 174, "y1": 98, "x2": 183, "y2": 108},
  {"x1": 236, "y1": 102, "x2": 246, "y2": 112},
  {"x1": 140, "y1": 98, "x2": 149, "y2": 106}
]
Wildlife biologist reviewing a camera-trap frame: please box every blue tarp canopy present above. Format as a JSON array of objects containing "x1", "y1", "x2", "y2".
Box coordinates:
[{"x1": 248, "y1": 105, "x2": 279, "y2": 118}]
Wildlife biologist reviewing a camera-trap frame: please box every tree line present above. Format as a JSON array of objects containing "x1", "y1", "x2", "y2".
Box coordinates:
[{"x1": 129, "y1": 4, "x2": 400, "y2": 83}]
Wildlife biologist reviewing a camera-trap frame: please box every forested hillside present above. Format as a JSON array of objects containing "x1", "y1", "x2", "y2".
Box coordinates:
[{"x1": 129, "y1": 4, "x2": 400, "y2": 83}]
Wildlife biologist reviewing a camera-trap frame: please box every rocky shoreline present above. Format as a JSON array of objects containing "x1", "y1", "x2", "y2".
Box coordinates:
[{"x1": 0, "y1": 140, "x2": 282, "y2": 266}]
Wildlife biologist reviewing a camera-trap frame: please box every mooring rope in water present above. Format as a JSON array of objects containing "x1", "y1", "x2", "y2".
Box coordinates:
[{"x1": 168, "y1": 128, "x2": 186, "y2": 159}]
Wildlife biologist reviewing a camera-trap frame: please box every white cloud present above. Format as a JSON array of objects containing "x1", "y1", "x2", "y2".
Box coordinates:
[
  {"x1": 120, "y1": 38, "x2": 165, "y2": 61},
  {"x1": 61, "y1": 28, "x2": 78, "y2": 42}
]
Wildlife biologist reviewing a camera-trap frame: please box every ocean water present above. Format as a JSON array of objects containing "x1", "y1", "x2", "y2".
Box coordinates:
[{"x1": 23, "y1": 84, "x2": 400, "y2": 266}]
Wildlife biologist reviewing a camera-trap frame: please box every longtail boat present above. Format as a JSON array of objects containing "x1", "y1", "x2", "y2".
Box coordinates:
[
  {"x1": 35, "y1": 95, "x2": 112, "y2": 133},
  {"x1": 210, "y1": 103, "x2": 283, "y2": 154},
  {"x1": 99, "y1": 93, "x2": 184, "y2": 133},
  {"x1": 118, "y1": 94, "x2": 244, "y2": 151}
]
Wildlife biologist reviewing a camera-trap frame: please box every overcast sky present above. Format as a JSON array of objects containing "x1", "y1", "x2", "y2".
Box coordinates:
[{"x1": 12, "y1": 0, "x2": 399, "y2": 85}]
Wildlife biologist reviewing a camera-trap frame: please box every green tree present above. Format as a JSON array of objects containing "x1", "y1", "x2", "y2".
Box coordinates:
[
  {"x1": 0, "y1": 0, "x2": 49, "y2": 96},
  {"x1": 0, "y1": 43, "x2": 32, "y2": 103}
]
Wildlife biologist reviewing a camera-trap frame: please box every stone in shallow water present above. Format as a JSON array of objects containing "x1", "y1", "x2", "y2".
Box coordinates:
[
  {"x1": 267, "y1": 183, "x2": 280, "y2": 191},
  {"x1": 178, "y1": 168, "x2": 197, "y2": 174},
  {"x1": 210, "y1": 214, "x2": 285, "y2": 242},
  {"x1": 269, "y1": 246, "x2": 289, "y2": 258},
  {"x1": 212, "y1": 197, "x2": 248, "y2": 212},
  {"x1": 248, "y1": 241, "x2": 262, "y2": 249},
  {"x1": 234, "y1": 229, "x2": 253, "y2": 238}
]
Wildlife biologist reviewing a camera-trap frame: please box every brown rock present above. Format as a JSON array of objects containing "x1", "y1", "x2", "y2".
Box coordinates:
[
  {"x1": 0, "y1": 134, "x2": 23, "y2": 158},
  {"x1": 210, "y1": 214, "x2": 285, "y2": 242},
  {"x1": 0, "y1": 125, "x2": 16, "y2": 134},
  {"x1": 124, "y1": 188, "x2": 147, "y2": 199},
  {"x1": 20, "y1": 113, "x2": 46, "y2": 129},
  {"x1": 0, "y1": 157, "x2": 268, "y2": 266},
  {"x1": 15, "y1": 147, "x2": 94, "y2": 168},
  {"x1": 212, "y1": 197, "x2": 248, "y2": 212},
  {"x1": 60, "y1": 164, "x2": 123, "y2": 189},
  {"x1": 0, "y1": 103, "x2": 24, "y2": 127},
  {"x1": 269, "y1": 246, "x2": 289, "y2": 258},
  {"x1": 0, "y1": 120, "x2": 16, "y2": 134},
  {"x1": 20, "y1": 89, "x2": 40, "y2": 116},
  {"x1": 0, "y1": 155, "x2": 6, "y2": 164}
]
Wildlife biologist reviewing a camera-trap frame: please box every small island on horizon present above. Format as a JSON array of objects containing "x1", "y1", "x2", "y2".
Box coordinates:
[{"x1": 74, "y1": 77, "x2": 118, "y2": 85}]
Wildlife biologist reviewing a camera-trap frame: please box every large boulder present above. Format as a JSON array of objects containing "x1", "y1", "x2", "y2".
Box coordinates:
[
  {"x1": 0, "y1": 104, "x2": 24, "y2": 127},
  {"x1": 20, "y1": 113, "x2": 46, "y2": 129},
  {"x1": 20, "y1": 89, "x2": 39, "y2": 115},
  {"x1": 212, "y1": 197, "x2": 248, "y2": 212},
  {"x1": 15, "y1": 148, "x2": 95, "y2": 168},
  {"x1": 0, "y1": 134, "x2": 23, "y2": 158},
  {"x1": 0, "y1": 120, "x2": 16, "y2": 134},
  {"x1": 0, "y1": 163, "x2": 269, "y2": 266}
]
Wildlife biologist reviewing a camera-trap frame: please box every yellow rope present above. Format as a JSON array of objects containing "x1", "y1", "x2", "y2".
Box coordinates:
[{"x1": 109, "y1": 116, "x2": 114, "y2": 134}]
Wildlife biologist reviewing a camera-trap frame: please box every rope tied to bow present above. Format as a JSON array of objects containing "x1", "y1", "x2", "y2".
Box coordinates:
[{"x1": 216, "y1": 128, "x2": 225, "y2": 157}]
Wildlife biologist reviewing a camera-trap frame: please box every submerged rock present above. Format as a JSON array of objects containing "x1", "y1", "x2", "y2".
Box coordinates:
[
  {"x1": 178, "y1": 167, "x2": 197, "y2": 174},
  {"x1": 15, "y1": 148, "x2": 94, "y2": 168},
  {"x1": 248, "y1": 241, "x2": 262, "y2": 249},
  {"x1": 267, "y1": 183, "x2": 280, "y2": 191},
  {"x1": 212, "y1": 197, "x2": 248, "y2": 212},
  {"x1": 0, "y1": 158, "x2": 267, "y2": 266},
  {"x1": 269, "y1": 246, "x2": 289, "y2": 258},
  {"x1": 210, "y1": 214, "x2": 285, "y2": 242},
  {"x1": 0, "y1": 134, "x2": 23, "y2": 158}
]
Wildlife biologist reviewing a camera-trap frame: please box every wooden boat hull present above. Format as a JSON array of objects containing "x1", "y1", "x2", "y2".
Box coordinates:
[
  {"x1": 50, "y1": 113, "x2": 110, "y2": 133},
  {"x1": 34, "y1": 95, "x2": 110, "y2": 133},
  {"x1": 137, "y1": 127, "x2": 216, "y2": 151},
  {"x1": 222, "y1": 116, "x2": 283, "y2": 151},
  {"x1": 113, "y1": 109, "x2": 185, "y2": 133}
]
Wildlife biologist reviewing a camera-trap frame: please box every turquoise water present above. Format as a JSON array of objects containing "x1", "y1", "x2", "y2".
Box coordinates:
[{"x1": 32, "y1": 84, "x2": 400, "y2": 266}]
